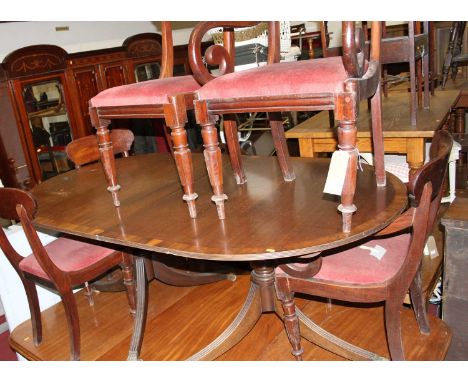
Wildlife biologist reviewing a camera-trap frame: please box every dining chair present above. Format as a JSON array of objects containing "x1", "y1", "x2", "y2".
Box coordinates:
[
  {"x1": 380, "y1": 22, "x2": 430, "y2": 126},
  {"x1": 189, "y1": 21, "x2": 385, "y2": 232},
  {"x1": 0, "y1": 187, "x2": 136, "y2": 360},
  {"x1": 442, "y1": 21, "x2": 467, "y2": 89},
  {"x1": 275, "y1": 129, "x2": 453, "y2": 361},
  {"x1": 88, "y1": 22, "x2": 200, "y2": 217}
]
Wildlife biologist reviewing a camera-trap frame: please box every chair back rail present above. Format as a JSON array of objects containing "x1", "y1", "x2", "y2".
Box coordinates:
[
  {"x1": 66, "y1": 129, "x2": 134, "y2": 168},
  {"x1": 188, "y1": 22, "x2": 280, "y2": 85}
]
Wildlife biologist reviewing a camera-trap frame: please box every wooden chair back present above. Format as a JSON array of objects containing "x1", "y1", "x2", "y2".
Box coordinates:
[
  {"x1": 66, "y1": 129, "x2": 134, "y2": 168},
  {"x1": 188, "y1": 22, "x2": 281, "y2": 85}
]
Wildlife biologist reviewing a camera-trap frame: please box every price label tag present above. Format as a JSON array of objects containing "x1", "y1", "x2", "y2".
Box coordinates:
[{"x1": 323, "y1": 151, "x2": 350, "y2": 196}]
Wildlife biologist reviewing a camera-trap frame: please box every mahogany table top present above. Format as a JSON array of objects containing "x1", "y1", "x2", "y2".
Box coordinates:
[{"x1": 31, "y1": 153, "x2": 407, "y2": 261}]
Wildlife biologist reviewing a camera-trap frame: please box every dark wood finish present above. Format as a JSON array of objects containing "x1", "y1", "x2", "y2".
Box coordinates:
[
  {"x1": 29, "y1": 153, "x2": 407, "y2": 360},
  {"x1": 442, "y1": 22, "x2": 468, "y2": 89},
  {"x1": 0, "y1": 187, "x2": 136, "y2": 360},
  {"x1": 8, "y1": 275, "x2": 452, "y2": 361},
  {"x1": 441, "y1": 195, "x2": 468, "y2": 360},
  {"x1": 66, "y1": 129, "x2": 133, "y2": 168},
  {"x1": 190, "y1": 21, "x2": 384, "y2": 232},
  {"x1": 275, "y1": 130, "x2": 453, "y2": 361}
]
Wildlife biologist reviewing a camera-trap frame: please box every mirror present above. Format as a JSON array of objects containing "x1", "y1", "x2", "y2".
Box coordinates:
[{"x1": 22, "y1": 79, "x2": 73, "y2": 179}]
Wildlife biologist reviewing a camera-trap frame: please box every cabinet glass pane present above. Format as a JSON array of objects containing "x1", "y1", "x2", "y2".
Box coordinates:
[
  {"x1": 22, "y1": 79, "x2": 73, "y2": 180},
  {"x1": 134, "y1": 62, "x2": 161, "y2": 82}
]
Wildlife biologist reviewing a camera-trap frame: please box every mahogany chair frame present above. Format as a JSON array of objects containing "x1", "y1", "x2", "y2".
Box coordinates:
[
  {"x1": 88, "y1": 22, "x2": 198, "y2": 219},
  {"x1": 0, "y1": 187, "x2": 136, "y2": 360},
  {"x1": 275, "y1": 130, "x2": 453, "y2": 361},
  {"x1": 189, "y1": 21, "x2": 385, "y2": 232}
]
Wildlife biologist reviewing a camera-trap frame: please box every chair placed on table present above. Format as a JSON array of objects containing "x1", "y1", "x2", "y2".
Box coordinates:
[
  {"x1": 189, "y1": 21, "x2": 385, "y2": 232},
  {"x1": 275, "y1": 129, "x2": 453, "y2": 361},
  {"x1": 0, "y1": 187, "x2": 136, "y2": 360},
  {"x1": 88, "y1": 22, "x2": 200, "y2": 216},
  {"x1": 442, "y1": 21, "x2": 468, "y2": 89}
]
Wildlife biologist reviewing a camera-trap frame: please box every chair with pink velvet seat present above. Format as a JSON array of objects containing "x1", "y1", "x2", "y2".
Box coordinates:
[
  {"x1": 189, "y1": 21, "x2": 385, "y2": 232},
  {"x1": 88, "y1": 22, "x2": 201, "y2": 217},
  {"x1": 0, "y1": 187, "x2": 136, "y2": 360},
  {"x1": 275, "y1": 130, "x2": 453, "y2": 361}
]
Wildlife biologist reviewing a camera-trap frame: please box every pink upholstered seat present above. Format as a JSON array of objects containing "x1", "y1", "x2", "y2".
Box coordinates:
[
  {"x1": 312, "y1": 234, "x2": 410, "y2": 284},
  {"x1": 197, "y1": 56, "x2": 349, "y2": 101},
  {"x1": 20, "y1": 237, "x2": 116, "y2": 280},
  {"x1": 90, "y1": 75, "x2": 201, "y2": 108}
]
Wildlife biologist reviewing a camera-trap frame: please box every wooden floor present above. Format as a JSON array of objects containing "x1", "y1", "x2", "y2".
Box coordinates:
[{"x1": 9, "y1": 271, "x2": 451, "y2": 361}]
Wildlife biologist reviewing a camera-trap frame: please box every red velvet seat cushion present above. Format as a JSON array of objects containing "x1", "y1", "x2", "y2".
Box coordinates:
[
  {"x1": 197, "y1": 56, "x2": 348, "y2": 101},
  {"x1": 19, "y1": 237, "x2": 117, "y2": 280},
  {"x1": 276, "y1": 234, "x2": 410, "y2": 285},
  {"x1": 90, "y1": 75, "x2": 200, "y2": 108}
]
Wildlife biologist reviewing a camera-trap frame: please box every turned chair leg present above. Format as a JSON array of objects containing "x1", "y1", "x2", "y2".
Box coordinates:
[
  {"x1": 337, "y1": 118, "x2": 358, "y2": 233},
  {"x1": 121, "y1": 253, "x2": 137, "y2": 315},
  {"x1": 278, "y1": 289, "x2": 303, "y2": 360},
  {"x1": 195, "y1": 99, "x2": 227, "y2": 220},
  {"x1": 89, "y1": 107, "x2": 121, "y2": 207},
  {"x1": 268, "y1": 112, "x2": 296, "y2": 182},
  {"x1": 409, "y1": 265, "x2": 430, "y2": 334},
  {"x1": 164, "y1": 94, "x2": 198, "y2": 218},
  {"x1": 384, "y1": 299, "x2": 405, "y2": 361},
  {"x1": 60, "y1": 289, "x2": 81, "y2": 361},
  {"x1": 223, "y1": 115, "x2": 247, "y2": 184},
  {"x1": 22, "y1": 277, "x2": 42, "y2": 346}
]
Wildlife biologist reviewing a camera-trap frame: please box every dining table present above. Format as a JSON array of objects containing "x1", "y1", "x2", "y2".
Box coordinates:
[{"x1": 30, "y1": 151, "x2": 408, "y2": 360}]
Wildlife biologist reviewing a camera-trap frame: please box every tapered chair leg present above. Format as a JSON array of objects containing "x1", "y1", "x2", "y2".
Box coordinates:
[
  {"x1": 60, "y1": 289, "x2": 81, "y2": 361},
  {"x1": 121, "y1": 253, "x2": 136, "y2": 315},
  {"x1": 89, "y1": 107, "x2": 121, "y2": 207},
  {"x1": 195, "y1": 99, "x2": 227, "y2": 220},
  {"x1": 22, "y1": 277, "x2": 42, "y2": 346},
  {"x1": 223, "y1": 115, "x2": 247, "y2": 184},
  {"x1": 370, "y1": 83, "x2": 386, "y2": 187},
  {"x1": 277, "y1": 287, "x2": 303, "y2": 360},
  {"x1": 164, "y1": 94, "x2": 198, "y2": 218},
  {"x1": 268, "y1": 112, "x2": 296, "y2": 182},
  {"x1": 384, "y1": 299, "x2": 405, "y2": 361}
]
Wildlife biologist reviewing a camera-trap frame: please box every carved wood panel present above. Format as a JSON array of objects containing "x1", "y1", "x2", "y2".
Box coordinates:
[{"x1": 73, "y1": 68, "x2": 99, "y2": 135}]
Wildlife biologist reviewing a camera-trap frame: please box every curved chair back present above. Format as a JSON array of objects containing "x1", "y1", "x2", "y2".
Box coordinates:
[{"x1": 66, "y1": 129, "x2": 134, "y2": 168}]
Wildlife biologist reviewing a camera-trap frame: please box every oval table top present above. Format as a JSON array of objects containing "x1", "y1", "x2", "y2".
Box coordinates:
[{"x1": 31, "y1": 153, "x2": 407, "y2": 261}]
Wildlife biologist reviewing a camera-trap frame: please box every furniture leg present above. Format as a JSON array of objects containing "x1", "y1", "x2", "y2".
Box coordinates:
[
  {"x1": 406, "y1": 138, "x2": 425, "y2": 175},
  {"x1": 60, "y1": 289, "x2": 80, "y2": 361},
  {"x1": 223, "y1": 115, "x2": 247, "y2": 184},
  {"x1": 294, "y1": 306, "x2": 386, "y2": 360},
  {"x1": 370, "y1": 82, "x2": 386, "y2": 186},
  {"x1": 268, "y1": 112, "x2": 296, "y2": 181},
  {"x1": 195, "y1": 100, "x2": 227, "y2": 220},
  {"x1": 423, "y1": 49, "x2": 430, "y2": 109},
  {"x1": 89, "y1": 108, "x2": 121, "y2": 207},
  {"x1": 384, "y1": 298, "x2": 405, "y2": 360},
  {"x1": 164, "y1": 94, "x2": 198, "y2": 218},
  {"x1": 409, "y1": 264, "x2": 430, "y2": 334},
  {"x1": 152, "y1": 259, "x2": 236, "y2": 286},
  {"x1": 337, "y1": 119, "x2": 358, "y2": 233},
  {"x1": 121, "y1": 253, "x2": 136, "y2": 315},
  {"x1": 127, "y1": 256, "x2": 147, "y2": 361},
  {"x1": 442, "y1": 23, "x2": 458, "y2": 89},
  {"x1": 277, "y1": 292, "x2": 303, "y2": 360},
  {"x1": 299, "y1": 138, "x2": 315, "y2": 158},
  {"x1": 409, "y1": 27, "x2": 418, "y2": 126},
  {"x1": 22, "y1": 277, "x2": 42, "y2": 346}
]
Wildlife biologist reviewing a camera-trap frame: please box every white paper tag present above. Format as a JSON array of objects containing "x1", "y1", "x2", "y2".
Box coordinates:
[
  {"x1": 323, "y1": 151, "x2": 350, "y2": 196},
  {"x1": 360, "y1": 244, "x2": 387, "y2": 260},
  {"x1": 424, "y1": 236, "x2": 439, "y2": 259}
]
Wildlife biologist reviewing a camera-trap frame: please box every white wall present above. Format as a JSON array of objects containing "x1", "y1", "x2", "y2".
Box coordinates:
[{"x1": 0, "y1": 21, "x2": 198, "y2": 61}]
